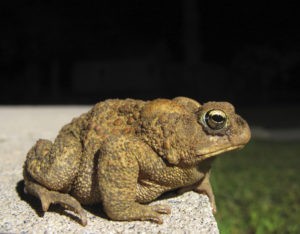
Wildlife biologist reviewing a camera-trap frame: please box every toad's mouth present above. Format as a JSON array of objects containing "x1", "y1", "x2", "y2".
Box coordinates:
[{"x1": 198, "y1": 145, "x2": 245, "y2": 160}]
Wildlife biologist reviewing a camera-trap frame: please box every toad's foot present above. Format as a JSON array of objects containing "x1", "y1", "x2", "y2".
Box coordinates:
[
  {"x1": 24, "y1": 181, "x2": 87, "y2": 226},
  {"x1": 144, "y1": 204, "x2": 171, "y2": 224},
  {"x1": 105, "y1": 203, "x2": 171, "y2": 224},
  {"x1": 194, "y1": 184, "x2": 217, "y2": 214}
]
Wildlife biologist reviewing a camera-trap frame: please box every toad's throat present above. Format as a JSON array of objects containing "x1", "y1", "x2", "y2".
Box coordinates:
[{"x1": 199, "y1": 145, "x2": 245, "y2": 159}]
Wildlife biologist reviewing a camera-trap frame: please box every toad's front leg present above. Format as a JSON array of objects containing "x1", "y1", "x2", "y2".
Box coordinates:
[
  {"x1": 194, "y1": 171, "x2": 216, "y2": 214},
  {"x1": 98, "y1": 137, "x2": 171, "y2": 224},
  {"x1": 177, "y1": 170, "x2": 216, "y2": 214}
]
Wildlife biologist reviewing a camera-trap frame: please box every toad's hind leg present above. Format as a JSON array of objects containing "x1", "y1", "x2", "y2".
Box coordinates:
[
  {"x1": 23, "y1": 172, "x2": 87, "y2": 226},
  {"x1": 23, "y1": 134, "x2": 86, "y2": 225},
  {"x1": 25, "y1": 134, "x2": 82, "y2": 191}
]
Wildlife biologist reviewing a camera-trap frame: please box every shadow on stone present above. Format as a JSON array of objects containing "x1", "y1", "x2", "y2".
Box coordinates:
[
  {"x1": 156, "y1": 189, "x2": 182, "y2": 201},
  {"x1": 16, "y1": 180, "x2": 44, "y2": 217},
  {"x1": 83, "y1": 204, "x2": 109, "y2": 221}
]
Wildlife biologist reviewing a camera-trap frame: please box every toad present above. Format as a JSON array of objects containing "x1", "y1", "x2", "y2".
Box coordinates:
[{"x1": 23, "y1": 97, "x2": 251, "y2": 225}]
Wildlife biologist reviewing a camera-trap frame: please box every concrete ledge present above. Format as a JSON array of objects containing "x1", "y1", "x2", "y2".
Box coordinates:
[{"x1": 0, "y1": 106, "x2": 219, "y2": 233}]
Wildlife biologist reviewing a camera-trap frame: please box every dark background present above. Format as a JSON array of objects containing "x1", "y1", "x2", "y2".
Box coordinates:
[{"x1": 1, "y1": 1, "x2": 300, "y2": 110}]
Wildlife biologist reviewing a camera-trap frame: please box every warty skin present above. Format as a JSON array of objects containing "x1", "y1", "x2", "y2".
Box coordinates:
[{"x1": 23, "y1": 97, "x2": 251, "y2": 225}]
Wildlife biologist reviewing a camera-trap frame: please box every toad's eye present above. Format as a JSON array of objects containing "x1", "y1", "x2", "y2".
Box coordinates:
[{"x1": 204, "y1": 110, "x2": 227, "y2": 130}]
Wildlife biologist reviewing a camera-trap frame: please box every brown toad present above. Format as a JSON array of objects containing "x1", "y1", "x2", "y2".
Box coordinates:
[{"x1": 23, "y1": 97, "x2": 251, "y2": 225}]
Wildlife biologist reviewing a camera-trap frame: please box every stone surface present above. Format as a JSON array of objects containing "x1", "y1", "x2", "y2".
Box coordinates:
[{"x1": 0, "y1": 106, "x2": 219, "y2": 234}]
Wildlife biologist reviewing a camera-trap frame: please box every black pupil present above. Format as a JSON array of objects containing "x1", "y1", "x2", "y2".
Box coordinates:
[{"x1": 212, "y1": 114, "x2": 224, "y2": 123}]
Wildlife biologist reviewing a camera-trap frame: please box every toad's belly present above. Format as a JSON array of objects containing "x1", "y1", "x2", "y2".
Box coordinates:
[{"x1": 136, "y1": 177, "x2": 202, "y2": 203}]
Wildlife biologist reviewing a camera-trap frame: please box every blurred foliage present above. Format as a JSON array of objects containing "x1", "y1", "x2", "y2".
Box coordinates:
[{"x1": 211, "y1": 140, "x2": 300, "y2": 234}]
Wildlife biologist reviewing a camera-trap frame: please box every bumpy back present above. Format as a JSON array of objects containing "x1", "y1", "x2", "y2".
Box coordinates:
[{"x1": 82, "y1": 99, "x2": 145, "y2": 147}]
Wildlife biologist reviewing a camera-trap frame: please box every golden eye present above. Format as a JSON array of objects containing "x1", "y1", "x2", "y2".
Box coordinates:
[{"x1": 204, "y1": 110, "x2": 227, "y2": 130}]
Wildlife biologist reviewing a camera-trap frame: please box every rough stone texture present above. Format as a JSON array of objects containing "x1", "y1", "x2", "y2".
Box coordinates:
[{"x1": 0, "y1": 106, "x2": 219, "y2": 234}]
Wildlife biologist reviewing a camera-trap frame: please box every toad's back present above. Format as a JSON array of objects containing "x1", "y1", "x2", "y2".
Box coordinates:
[
  {"x1": 79, "y1": 99, "x2": 145, "y2": 148},
  {"x1": 60, "y1": 99, "x2": 146, "y2": 147}
]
